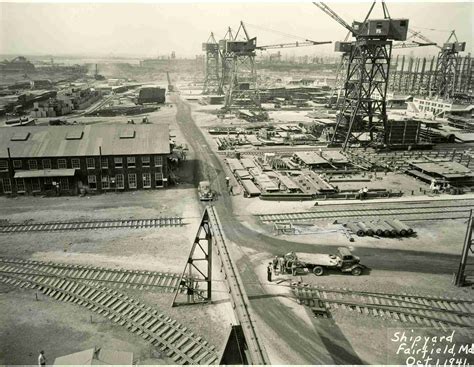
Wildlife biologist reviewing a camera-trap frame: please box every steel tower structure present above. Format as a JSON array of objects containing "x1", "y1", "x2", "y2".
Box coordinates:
[
  {"x1": 434, "y1": 31, "x2": 466, "y2": 100},
  {"x1": 218, "y1": 27, "x2": 235, "y2": 97},
  {"x1": 314, "y1": 1, "x2": 409, "y2": 150},
  {"x1": 223, "y1": 22, "x2": 260, "y2": 110},
  {"x1": 202, "y1": 33, "x2": 222, "y2": 95}
]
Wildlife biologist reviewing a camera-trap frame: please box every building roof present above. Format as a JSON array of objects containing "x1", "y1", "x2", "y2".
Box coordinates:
[
  {"x1": 0, "y1": 124, "x2": 170, "y2": 158},
  {"x1": 53, "y1": 348, "x2": 133, "y2": 365}
]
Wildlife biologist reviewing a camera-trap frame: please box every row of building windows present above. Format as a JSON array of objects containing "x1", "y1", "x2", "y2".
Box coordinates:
[
  {"x1": 0, "y1": 173, "x2": 164, "y2": 193},
  {"x1": 415, "y1": 99, "x2": 450, "y2": 109},
  {"x1": 0, "y1": 177, "x2": 70, "y2": 193},
  {"x1": 0, "y1": 156, "x2": 163, "y2": 172},
  {"x1": 87, "y1": 173, "x2": 163, "y2": 189}
]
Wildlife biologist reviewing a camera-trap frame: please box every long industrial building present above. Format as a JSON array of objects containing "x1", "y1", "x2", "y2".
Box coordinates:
[{"x1": 0, "y1": 124, "x2": 170, "y2": 195}]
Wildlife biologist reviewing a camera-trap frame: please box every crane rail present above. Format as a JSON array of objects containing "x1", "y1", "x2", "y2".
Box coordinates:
[
  {"x1": 207, "y1": 206, "x2": 270, "y2": 365},
  {"x1": 257, "y1": 202, "x2": 474, "y2": 223},
  {"x1": 0, "y1": 217, "x2": 183, "y2": 233},
  {"x1": 291, "y1": 284, "x2": 474, "y2": 330},
  {"x1": 0, "y1": 272, "x2": 219, "y2": 365}
]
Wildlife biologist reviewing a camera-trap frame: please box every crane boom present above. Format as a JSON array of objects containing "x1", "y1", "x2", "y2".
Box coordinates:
[
  {"x1": 257, "y1": 40, "x2": 331, "y2": 50},
  {"x1": 393, "y1": 41, "x2": 437, "y2": 49},
  {"x1": 408, "y1": 29, "x2": 441, "y2": 49},
  {"x1": 312, "y1": 2, "x2": 355, "y2": 33}
]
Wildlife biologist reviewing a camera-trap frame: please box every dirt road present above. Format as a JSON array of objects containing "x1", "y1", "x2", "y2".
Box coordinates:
[{"x1": 172, "y1": 95, "x2": 367, "y2": 364}]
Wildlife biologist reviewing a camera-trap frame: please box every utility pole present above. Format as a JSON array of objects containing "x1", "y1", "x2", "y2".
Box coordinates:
[{"x1": 454, "y1": 209, "x2": 473, "y2": 287}]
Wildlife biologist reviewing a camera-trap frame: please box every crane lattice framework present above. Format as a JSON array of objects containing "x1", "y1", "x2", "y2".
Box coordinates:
[
  {"x1": 202, "y1": 33, "x2": 222, "y2": 95},
  {"x1": 218, "y1": 27, "x2": 235, "y2": 97},
  {"x1": 314, "y1": 1, "x2": 409, "y2": 150},
  {"x1": 335, "y1": 38, "x2": 393, "y2": 148},
  {"x1": 328, "y1": 33, "x2": 351, "y2": 109},
  {"x1": 434, "y1": 31, "x2": 467, "y2": 100},
  {"x1": 220, "y1": 21, "x2": 331, "y2": 111},
  {"x1": 224, "y1": 22, "x2": 261, "y2": 110},
  {"x1": 333, "y1": 35, "x2": 435, "y2": 109}
]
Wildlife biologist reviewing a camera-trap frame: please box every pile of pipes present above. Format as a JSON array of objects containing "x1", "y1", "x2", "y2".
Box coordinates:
[{"x1": 345, "y1": 219, "x2": 415, "y2": 238}]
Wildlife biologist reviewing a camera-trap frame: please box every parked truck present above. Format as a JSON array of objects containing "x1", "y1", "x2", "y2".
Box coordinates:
[{"x1": 280, "y1": 247, "x2": 366, "y2": 276}]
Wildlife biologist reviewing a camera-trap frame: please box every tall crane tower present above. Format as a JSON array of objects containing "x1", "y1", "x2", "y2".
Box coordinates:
[
  {"x1": 202, "y1": 33, "x2": 222, "y2": 95},
  {"x1": 218, "y1": 27, "x2": 235, "y2": 97},
  {"x1": 332, "y1": 32, "x2": 436, "y2": 107},
  {"x1": 314, "y1": 1, "x2": 409, "y2": 150},
  {"x1": 220, "y1": 21, "x2": 331, "y2": 111},
  {"x1": 433, "y1": 30, "x2": 466, "y2": 100},
  {"x1": 223, "y1": 22, "x2": 260, "y2": 110},
  {"x1": 328, "y1": 32, "x2": 351, "y2": 109}
]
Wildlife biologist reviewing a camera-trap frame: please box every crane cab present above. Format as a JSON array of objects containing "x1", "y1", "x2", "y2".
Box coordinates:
[{"x1": 352, "y1": 19, "x2": 409, "y2": 41}]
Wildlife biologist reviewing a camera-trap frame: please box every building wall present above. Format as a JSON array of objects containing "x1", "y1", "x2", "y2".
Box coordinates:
[
  {"x1": 413, "y1": 98, "x2": 452, "y2": 117},
  {"x1": 0, "y1": 154, "x2": 168, "y2": 196}
]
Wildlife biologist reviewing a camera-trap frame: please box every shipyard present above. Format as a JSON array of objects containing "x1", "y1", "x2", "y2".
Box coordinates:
[{"x1": 0, "y1": 2, "x2": 473, "y2": 366}]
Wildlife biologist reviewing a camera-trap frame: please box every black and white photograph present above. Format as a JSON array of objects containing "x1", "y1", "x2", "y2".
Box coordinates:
[{"x1": 0, "y1": 0, "x2": 473, "y2": 365}]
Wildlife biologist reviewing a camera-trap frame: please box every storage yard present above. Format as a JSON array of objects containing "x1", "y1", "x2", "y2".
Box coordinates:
[{"x1": 1, "y1": 2, "x2": 473, "y2": 366}]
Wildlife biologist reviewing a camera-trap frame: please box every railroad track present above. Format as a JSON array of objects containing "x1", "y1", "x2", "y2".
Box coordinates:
[
  {"x1": 291, "y1": 284, "x2": 474, "y2": 330},
  {"x1": 0, "y1": 272, "x2": 219, "y2": 365},
  {"x1": 0, "y1": 257, "x2": 185, "y2": 292},
  {"x1": 257, "y1": 201, "x2": 474, "y2": 223},
  {"x1": 0, "y1": 217, "x2": 183, "y2": 233}
]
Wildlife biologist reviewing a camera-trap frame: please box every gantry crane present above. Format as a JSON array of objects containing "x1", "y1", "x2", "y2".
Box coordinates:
[
  {"x1": 220, "y1": 21, "x2": 331, "y2": 111},
  {"x1": 202, "y1": 33, "x2": 222, "y2": 95},
  {"x1": 221, "y1": 22, "x2": 260, "y2": 110},
  {"x1": 218, "y1": 27, "x2": 235, "y2": 97},
  {"x1": 433, "y1": 30, "x2": 467, "y2": 100},
  {"x1": 314, "y1": 1, "x2": 409, "y2": 150},
  {"x1": 331, "y1": 31, "x2": 437, "y2": 108}
]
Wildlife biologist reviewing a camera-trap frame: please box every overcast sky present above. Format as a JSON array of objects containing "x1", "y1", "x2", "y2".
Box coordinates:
[{"x1": 0, "y1": 2, "x2": 472, "y2": 58}]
